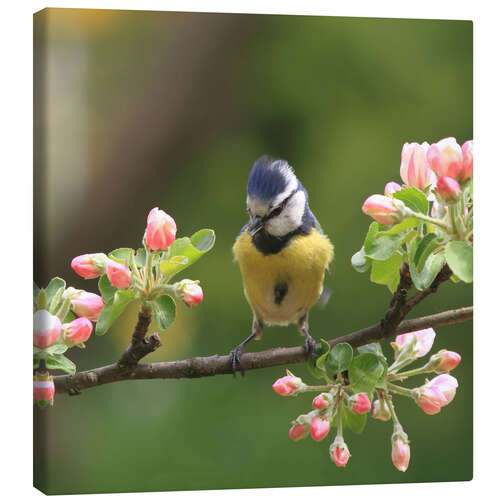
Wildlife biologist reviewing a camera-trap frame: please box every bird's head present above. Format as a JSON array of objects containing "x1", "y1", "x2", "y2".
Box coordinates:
[{"x1": 246, "y1": 155, "x2": 307, "y2": 238}]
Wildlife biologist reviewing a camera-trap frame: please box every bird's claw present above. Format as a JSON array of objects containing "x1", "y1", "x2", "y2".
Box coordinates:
[
  {"x1": 229, "y1": 346, "x2": 245, "y2": 377},
  {"x1": 303, "y1": 335, "x2": 316, "y2": 358}
]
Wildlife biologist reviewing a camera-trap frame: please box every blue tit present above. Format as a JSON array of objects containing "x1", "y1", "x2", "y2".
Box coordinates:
[{"x1": 230, "y1": 155, "x2": 334, "y2": 374}]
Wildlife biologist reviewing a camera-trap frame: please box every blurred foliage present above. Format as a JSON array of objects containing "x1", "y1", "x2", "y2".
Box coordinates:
[{"x1": 34, "y1": 9, "x2": 472, "y2": 494}]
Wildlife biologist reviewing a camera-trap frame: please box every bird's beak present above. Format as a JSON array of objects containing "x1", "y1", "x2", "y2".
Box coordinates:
[{"x1": 248, "y1": 216, "x2": 264, "y2": 237}]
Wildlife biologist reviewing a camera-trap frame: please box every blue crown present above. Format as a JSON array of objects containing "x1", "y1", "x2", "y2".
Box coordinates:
[{"x1": 247, "y1": 155, "x2": 293, "y2": 201}]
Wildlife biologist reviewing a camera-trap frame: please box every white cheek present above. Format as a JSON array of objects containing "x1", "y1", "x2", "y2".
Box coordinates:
[{"x1": 266, "y1": 191, "x2": 306, "y2": 237}]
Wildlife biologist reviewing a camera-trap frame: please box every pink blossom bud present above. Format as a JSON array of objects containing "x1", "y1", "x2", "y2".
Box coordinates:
[
  {"x1": 177, "y1": 280, "x2": 203, "y2": 307},
  {"x1": 429, "y1": 350, "x2": 461, "y2": 373},
  {"x1": 312, "y1": 393, "x2": 330, "y2": 411},
  {"x1": 350, "y1": 393, "x2": 371, "y2": 415},
  {"x1": 145, "y1": 207, "x2": 177, "y2": 251},
  {"x1": 64, "y1": 317, "x2": 93, "y2": 345},
  {"x1": 461, "y1": 140, "x2": 473, "y2": 181},
  {"x1": 416, "y1": 374, "x2": 458, "y2": 415},
  {"x1": 400, "y1": 142, "x2": 437, "y2": 190},
  {"x1": 384, "y1": 182, "x2": 402, "y2": 197},
  {"x1": 329, "y1": 436, "x2": 351, "y2": 467},
  {"x1": 427, "y1": 137, "x2": 464, "y2": 179},
  {"x1": 436, "y1": 176, "x2": 461, "y2": 202},
  {"x1": 362, "y1": 194, "x2": 403, "y2": 226},
  {"x1": 310, "y1": 416, "x2": 330, "y2": 442},
  {"x1": 288, "y1": 423, "x2": 309, "y2": 442},
  {"x1": 33, "y1": 372, "x2": 55, "y2": 407},
  {"x1": 391, "y1": 328, "x2": 435, "y2": 360},
  {"x1": 106, "y1": 261, "x2": 132, "y2": 289},
  {"x1": 272, "y1": 373, "x2": 304, "y2": 396},
  {"x1": 372, "y1": 399, "x2": 391, "y2": 421},
  {"x1": 33, "y1": 310, "x2": 62, "y2": 348},
  {"x1": 71, "y1": 292, "x2": 105, "y2": 322},
  {"x1": 391, "y1": 434, "x2": 410, "y2": 472},
  {"x1": 71, "y1": 254, "x2": 106, "y2": 278},
  {"x1": 273, "y1": 370, "x2": 305, "y2": 396}
]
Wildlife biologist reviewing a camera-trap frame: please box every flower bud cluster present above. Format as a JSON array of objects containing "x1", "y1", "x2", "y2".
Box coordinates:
[
  {"x1": 273, "y1": 371, "x2": 375, "y2": 468},
  {"x1": 388, "y1": 328, "x2": 461, "y2": 416},
  {"x1": 361, "y1": 137, "x2": 473, "y2": 247},
  {"x1": 272, "y1": 326, "x2": 462, "y2": 473},
  {"x1": 69, "y1": 208, "x2": 204, "y2": 308},
  {"x1": 34, "y1": 207, "x2": 211, "y2": 411}
]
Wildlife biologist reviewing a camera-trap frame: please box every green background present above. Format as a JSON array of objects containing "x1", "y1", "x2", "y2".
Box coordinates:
[{"x1": 33, "y1": 9, "x2": 473, "y2": 494}]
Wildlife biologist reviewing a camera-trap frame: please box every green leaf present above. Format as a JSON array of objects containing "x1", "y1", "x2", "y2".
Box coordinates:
[
  {"x1": 160, "y1": 229, "x2": 215, "y2": 280},
  {"x1": 364, "y1": 229, "x2": 405, "y2": 260},
  {"x1": 401, "y1": 229, "x2": 418, "y2": 247},
  {"x1": 48, "y1": 286, "x2": 65, "y2": 314},
  {"x1": 351, "y1": 247, "x2": 371, "y2": 273},
  {"x1": 375, "y1": 359, "x2": 389, "y2": 390},
  {"x1": 152, "y1": 295, "x2": 176, "y2": 330},
  {"x1": 393, "y1": 187, "x2": 429, "y2": 214},
  {"x1": 327, "y1": 343, "x2": 353, "y2": 373},
  {"x1": 376, "y1": 217, "x2": 419, "y2": 237},
  {"x1": 45, "y1": 277, "x2": 66, "y2": 306},
  {"x1": 98, "y1": 274, "x2": 117, "y2": 304},
  {"x1": 412, "y1": 233, "x2": 439, "y2": 269},
  {"x1": 315, "y1": 339, "x2": 332, "y2": 371},
  {"x1": 363, "y1": 222, "x2": 381, "y2": 249},
  {"x1": 135, "y1": 248, "x2": 147, "y2": 268},
  {"x1": 34, "y1": 353, "x2": 76, "y2": 374},
  {"x1": 445, "y1": 241, "x2": 473, "y2": 283},
  {"x1": 42, "y1": 344, "x2": 69, "y2": 355},
  {"x1": 358, "y1": 342, "x2": 386, "y2": 361},
  {"x1": 349, "y1": 353, "x2": 385, "y2": 394},
  {"x1": 95, "y1": 290, "x2": 136, "y2": 335},
  {"x1": 411, "y1": 253, "x2": 445, "y2": 291},
  {"x1": 409, "y1": 237, "x2": 446, "y2": 290},
  {"x1": 33, "y1": 282, "x2": 41, "y2": 311},
  {"x1": 342, "y1": 406, "x2": 367, "y2": 434},
  {"x1": 62, "y1": 311, "x2": 76, "y2": 324},
  {"x1": 46, "y1": 354, "x2": 76, "y2": 374},
  {"x1": 307, "y1": 340, "x2": 330, "y2": 379},
  {"x1": 37, "y1": 289, "x2": 48, "y2": 310},
  {"x1": 109, "y1": 248, "x2": 134, "y2": 263},
  {"x1": 307, "y1": 357, "x2": 324, "y2": 379},
  {"x1": 191, "y1": 229, "x2": 216, "y2": 252},
  {"x1": 370, "y1": 253, "x2": 403, "y2": 293}
]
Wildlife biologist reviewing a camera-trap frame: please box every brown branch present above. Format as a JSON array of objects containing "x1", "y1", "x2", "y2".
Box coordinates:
[
  {"x1": 117, "y1": 306, "x2": 161, "y2": 367},
  {"x1": 53, "y1": 306, "x2": 472, "y2": 393}
]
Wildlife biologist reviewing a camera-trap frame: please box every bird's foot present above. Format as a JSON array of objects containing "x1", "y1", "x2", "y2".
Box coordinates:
[
  {"x1": 229, "y1": 344, "x2": 246, "y2": 377},
  {"x1": 303, "y1": 333, "x2": 317, "y2": 358}
]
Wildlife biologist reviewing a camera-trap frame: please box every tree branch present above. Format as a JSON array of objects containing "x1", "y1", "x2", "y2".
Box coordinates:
[
  {"x1": 54, "y1": 263, "x2": 467, "y2": 394},
  {"x1": 54, "y1": 306, "x2": 472, "y2": 393},
  {"x1": 117, "y1": 306, "x2": 162, "y2": 367}
]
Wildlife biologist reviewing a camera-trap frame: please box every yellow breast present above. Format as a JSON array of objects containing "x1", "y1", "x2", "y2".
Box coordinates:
[{"x1": 232, "y1": 228, "x2": 334, "y2": 326}]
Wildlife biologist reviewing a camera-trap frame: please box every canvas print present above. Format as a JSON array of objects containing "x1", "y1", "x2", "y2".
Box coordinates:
[{"x1": 33, "y1": 8, "x2": 473, "y2": 494}]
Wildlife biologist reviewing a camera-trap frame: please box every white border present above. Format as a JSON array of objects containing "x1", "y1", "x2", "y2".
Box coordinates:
[{"x1": 2, "y1": 1, "x2": 499, "y2": 499}]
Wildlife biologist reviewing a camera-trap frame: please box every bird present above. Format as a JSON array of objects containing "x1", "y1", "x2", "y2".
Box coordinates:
[{"x1": 231, "y1": 155, "x2": 334, "y2": 375}]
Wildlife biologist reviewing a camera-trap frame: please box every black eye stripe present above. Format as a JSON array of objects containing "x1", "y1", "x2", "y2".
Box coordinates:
[{"x1": 265, "y1": 188, "x2": 299, "y2": 221}]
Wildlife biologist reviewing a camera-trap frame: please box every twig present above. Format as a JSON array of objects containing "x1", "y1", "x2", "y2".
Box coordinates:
[
  {"x1": 117, "y1": 306, "x2": 161, "y2": 367},
  {"x1": 53, "y1": 306, "x2": 472, "y2": 393}
]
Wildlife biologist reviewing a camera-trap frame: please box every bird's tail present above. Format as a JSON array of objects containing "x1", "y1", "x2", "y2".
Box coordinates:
[{"x1": 316, "y1": 286, "x2": 332, "y2": 309}]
